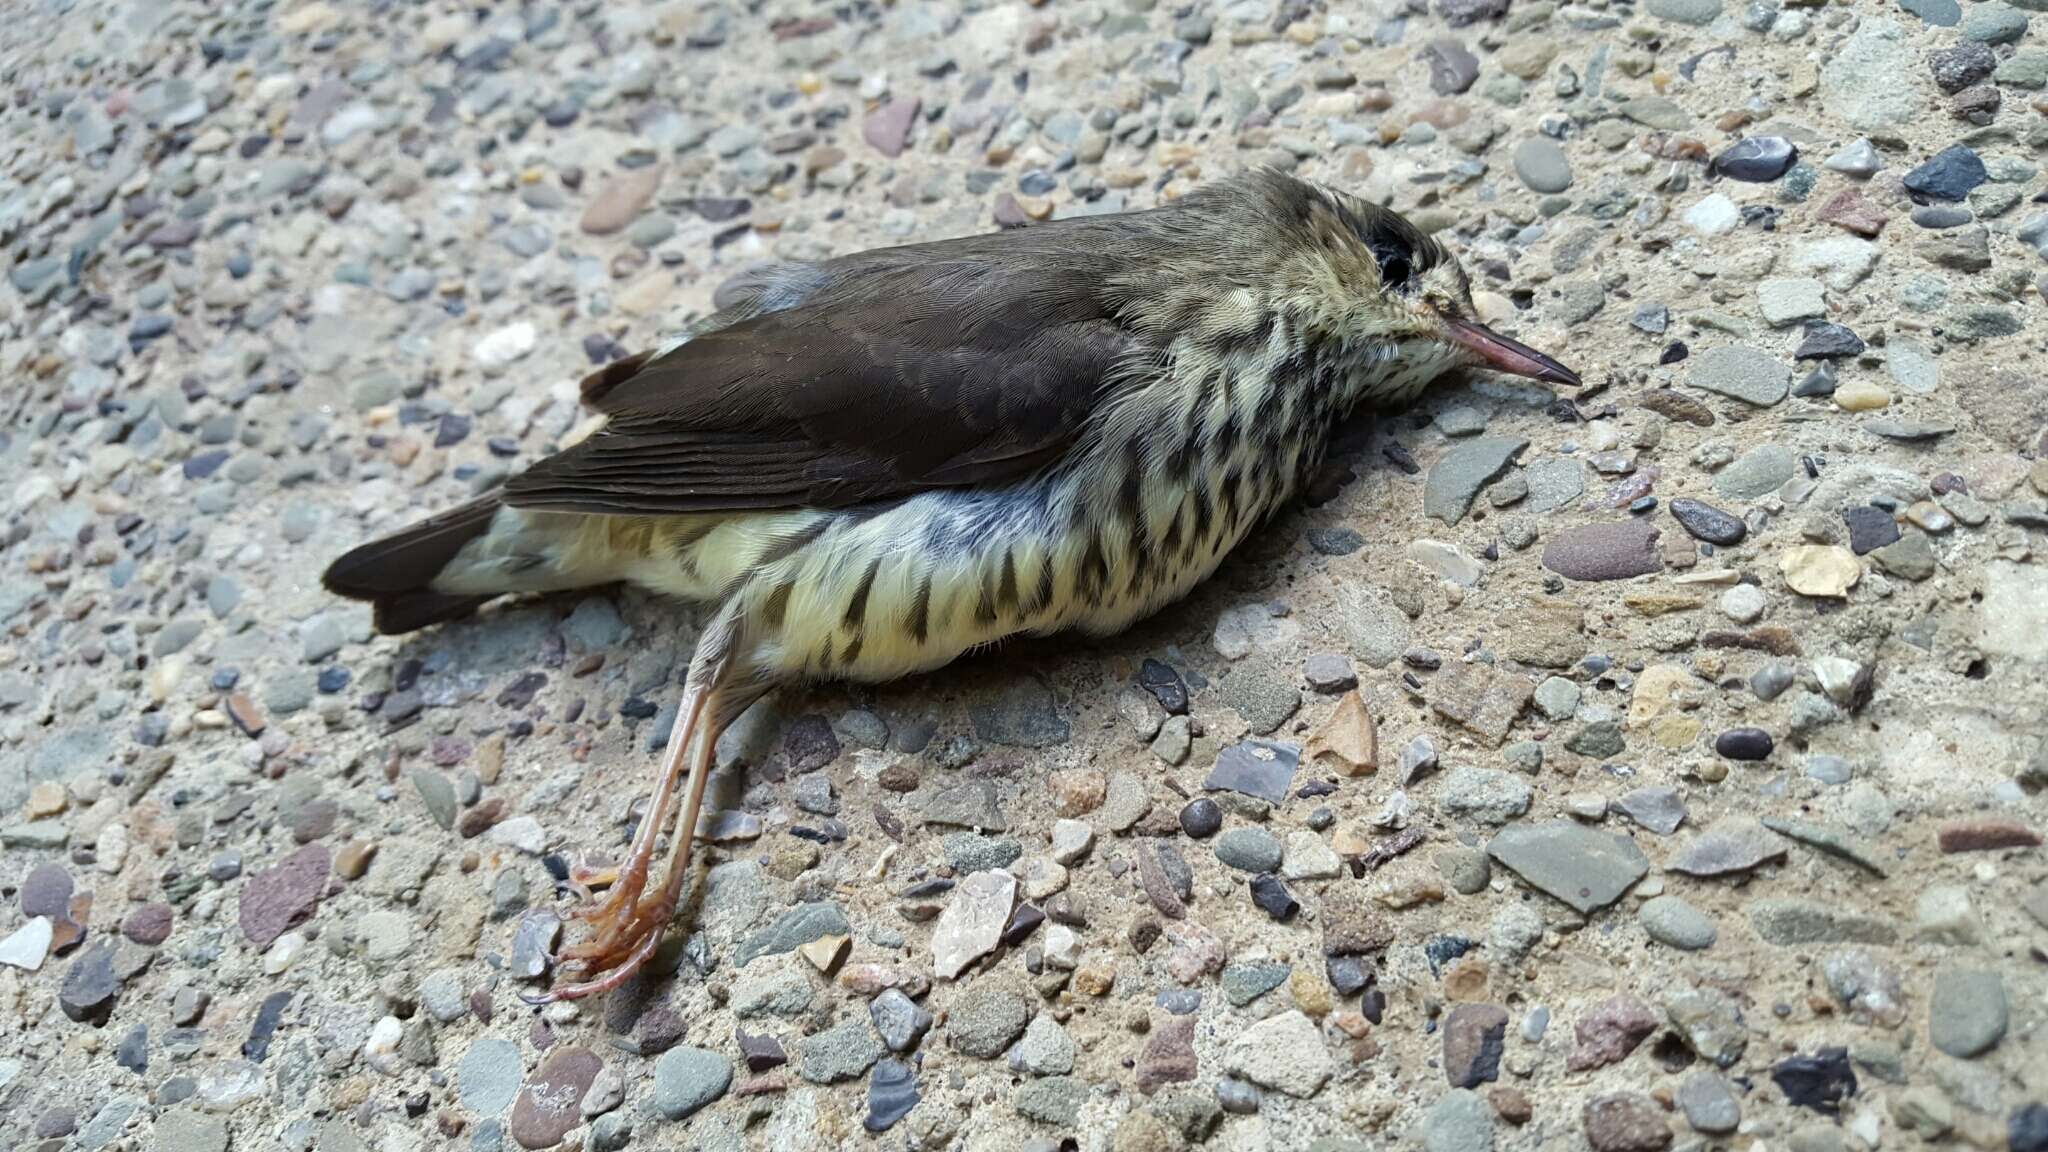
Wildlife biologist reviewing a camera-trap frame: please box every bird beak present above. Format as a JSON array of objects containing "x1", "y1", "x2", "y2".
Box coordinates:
[{"x1": 1443, "y1": 318, "x2": 1582, "y2": 387}]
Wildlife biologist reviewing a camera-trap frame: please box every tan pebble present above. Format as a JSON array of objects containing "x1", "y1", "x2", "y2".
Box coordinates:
[
  {"x1": 1906, "y1": 501, "x2": 1955, "y2": 533},
  {"x1": 1833, "y1": 380, "x2": 1892, "y2": 411},
  {"x1": 25, "y1": 781, "x2": 67, "y2": 819},
  {"x1": 798, "y1": 933, "x2": 849, "y2": 974},
  {"x1": 1443, "y1": 958, "x2": 1491, "y2": 1001},
  {"x1": 1049, "y1": 769, "x2": 1107, "y2": 817},
  {"x1": 1289, "y1": 964, "x2": 1334, "y2": 1018},
  {"x1": 335, "y1": 840, "x2": 377, "y2": 880},
  {"x1": 797, "y1": 72, "x2": 823, "y2": 95},
  {"x1": 1780, "y1": 544, "x2": 1861, "y2": 598},
  {"x1": 1305, "y1": 691, "x2": 1376, "y2": 776},
  {"x1": 1073, "y1": 962, "x2": 1115, "y2": 996}
]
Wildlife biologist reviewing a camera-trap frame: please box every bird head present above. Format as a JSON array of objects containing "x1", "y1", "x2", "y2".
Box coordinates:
[{"x1": 1251, "y1": 174, "x2": 1582, "y2": 399}]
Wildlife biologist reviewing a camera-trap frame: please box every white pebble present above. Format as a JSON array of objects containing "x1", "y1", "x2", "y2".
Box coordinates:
[{"x1": 1719, "y1": 584, "x2": 1767, "y2": 623}]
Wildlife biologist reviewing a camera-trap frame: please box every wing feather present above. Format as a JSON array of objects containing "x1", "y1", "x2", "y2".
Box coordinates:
[{"x1": 503, "y1": 230, "x2": 1150, "y2": 516}]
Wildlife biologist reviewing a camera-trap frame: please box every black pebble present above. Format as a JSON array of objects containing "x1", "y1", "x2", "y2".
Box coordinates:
[
  {"x1": 1772, "y1": 1047, "x2": 1857, "y2": 1113},
  {"x1": 1179, "y1": 798, "x2": 1222, "y2": 839},
  {"x1": 1712, "y1": 136, "x2": 1798, "y2": 182},
  {"x1": 1249, "y1": 873, "x2": 1299, "y2": 921},
  {"x1": 1660, "y1": 341, "x2": 1689, "y2": 365},
  {"x1": 1843, "y1": 506, "x2": 1901, "y2": 555},
  {"x1": 1794, "y1": 323, "x2": 1866, "y2": 360},
  {"x1": 1715, "y1": 727, "x2": 1774, "y2": 761},
  {"x1": 1669, "y1": 498, "x2": 1747, "y2": 546},
  {"x1": 2011, "y1": 1104, "x2": 2048, "y2": 1152},
  {"x1": 1139, "y1": 658, "x2": 1189, "y2": 714}
]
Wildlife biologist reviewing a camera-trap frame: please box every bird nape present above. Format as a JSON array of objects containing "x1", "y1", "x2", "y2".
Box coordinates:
[{"x1": 321, "y1": 168, "x2": 1581, "y2": 1001}]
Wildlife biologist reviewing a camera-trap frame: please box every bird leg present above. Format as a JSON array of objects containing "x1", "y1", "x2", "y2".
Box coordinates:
[{"x1": 527, "y1": 604, "x2": 748, "y2": 1003}]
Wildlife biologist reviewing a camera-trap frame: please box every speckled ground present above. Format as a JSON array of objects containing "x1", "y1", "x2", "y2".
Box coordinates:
[{"x1": 4, "y1": 2, "x2": 2048, "y2": 1152}]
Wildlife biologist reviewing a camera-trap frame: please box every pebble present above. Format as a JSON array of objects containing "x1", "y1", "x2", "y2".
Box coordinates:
[
  {"x1": 1443, "y1": 1003, "x2": 1509, "y2": 1087},
  {"x1": 931, "y1": 870, "x2": 1016, "y2": 979},
  {"x1": 1424, "y1": 436, "x2": 1527, "y2": 525},
  {"x1": 1582, "y1": 1092, "x2": 1674, "y2": 1152},
  {"x1": 1513, "y1": 138, "x2": 1572, "y2": 193},
  {"x1": 1488, "y1": 822, "x2": 1649, "y2": 913},
  {"x1": 238, "y1": 844, "x2": 329, "y2": 947},
  {"x1": 1207, "y1": 739, "x2": 1299, "y2": 804},
  {"x1": 652, "y1": 1047, "x2": 731, "y2": 1118},
  {"x1": 865, "y1": 1059, "x2": 919, "y2": 1132},
  {"x1": 1779, "y1": 545, "x2": 1861, "y2": 598},
  {"x1": 1223, "y1": 1011, "x2": 1332, "y2": 1098},
  {"x1": 1930, "y1": 967, "x2": 2009, "y2": 1057},
  {"x1": 459, "y1": 1037, "x2": 522, "y2": 1117},
  {"x1": 1215, "y1": 827, "x2": 1285, "y2": 872},
  {"x1": 1713, "y1": 136, "x2": 1797, "y2": 182},
  {"x1": 1541, "y1": 519, "x2": 1663, "y2": 581},
  {"x1": 1639, "y1": 896, "x2": 1718, "y2": 949},
  {"x1": 869, "y1": 988, "x2": 933, "y2": 1053},
  {"x1": 508, "y1": 1047, "x2": 601, "y2": 1149},
  {"x1": 1678, "y1": 1071, "x2": 1742, "y2": 1134},
  {"x1": 1424, "y1": 1089, "x2": 1497, "y2": 1152},
  {"x1": 946, "y1": 986, "x2": 1030, "y2": 1060},
  {"x1": 1669, "y1": 498, "x2": 1745, "y2": 545},
  {"x1": 1689, "y1": 346, "x2": 1789, "y2": 407}
]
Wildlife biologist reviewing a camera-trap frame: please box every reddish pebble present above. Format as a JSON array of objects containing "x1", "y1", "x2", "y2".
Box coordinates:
[
  {"x1": 121, "y1": 903, "x2": 174, "y2": 946},
  {"x1": 1939, "y1": 818, "x2": 2042, "y2": 853},
  {"x1": 1816, "y1": 188, "x2": 1888, "y2": 237}
]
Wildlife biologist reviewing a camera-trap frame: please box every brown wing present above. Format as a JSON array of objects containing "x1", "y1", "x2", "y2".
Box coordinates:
[{"x1": 502, "y1": 244, "x2": 1144, "y2": 516}]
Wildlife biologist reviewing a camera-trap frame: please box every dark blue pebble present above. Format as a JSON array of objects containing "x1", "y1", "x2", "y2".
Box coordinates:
[
  {"x1": 183, "y1": 450, "x2": 229, "y2": 480},
  {"x1": 1715, "y1": 727, "x2": 1775, "y2": 761},
  {"x1": 1903, "y1": 144, "x2": 1987, "y2": 202},
  {"x1": 316, "y1": 666, "x2": 351, "y2": 694},
  {"x1": 2010, "y1": 1104, "x2": 2048, "y2": 1152},
  {"x1": 211, "y1": 668, "x2": 240, "y2": 690},
  {"x1": 1712, "y1": 136, "x2": 1798, "y2": 182},
  {"x1": 1795, "y1": 325, "x2": 1865, "y2": 361}
]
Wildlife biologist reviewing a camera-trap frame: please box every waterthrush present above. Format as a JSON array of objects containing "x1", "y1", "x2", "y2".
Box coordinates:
[{"x1": 323, "y1": 169, "x2": 1579, "y2": 1000}]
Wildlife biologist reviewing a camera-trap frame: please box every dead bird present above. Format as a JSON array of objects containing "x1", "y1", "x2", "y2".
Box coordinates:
[{"x1": 322, "y1": 168, "x2": 1579, "y2": 1000}]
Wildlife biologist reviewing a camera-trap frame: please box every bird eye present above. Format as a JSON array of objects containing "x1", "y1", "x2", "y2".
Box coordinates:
[{"x1": 1379, "y1": 253, "x2": 1413, "y2": 290}]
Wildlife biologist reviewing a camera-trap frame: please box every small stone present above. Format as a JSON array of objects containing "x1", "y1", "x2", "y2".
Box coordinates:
[
  {"x1": 1207, "y1": 739, "x2": 1300, "y2": 804},
  {"x1": 1542, "y1": 520, "x2": 1662, "y2": 582},
  {"x1": 1223, "y1": 1011, "x2": 1333, "y2": 1098},
  {"x1": 239, "y1": 844, "x2": 329, "y2": 947},
  {"x1": 1930, "y1": 967, "x2": 2008, "y2": 1057},
  {"x1": 870, "y1": 989, "x2": 934, "y2": 1053},
  {"x1": 1568, "y1": 996, "x2": 1660, "y2": 1071},
  {"x1": 1716, "y1": 444, "x2": 1798, "y2": 502},
  {"x1": 1442, "y1": 1003, "x2": 1509, "y2": 1087},
  {"x1": 1771, "y1": 1047, "x2": 1857, "y2": 1113},
  {"x1": 931, "y1": 871, "x2": 1016, "y2": 979},
  {"x1": 1678, "y1": 1071, "x2": 1741, "y2": 1134},
  {"x1": 1487, "y1": 822, "x2": 1649, "y2": 914},
  {"x1": 509, "y1": 1047, "x2": 601, "y2": 1149},
  {"x1": 1425, "y1": 437, "x2": 1527, "y2": 525},
  {"x1": 1639, "y1": 896, "x2": 1717, "y2": 950},
  {"x1": 1713, "y1": 136, "x2": 1797, "y2": 182},
  {"x1": 1513, "y1": 138, "x2": 1572, "y2": 193},
  {"x1": 1905, "y1": 146, "x2": 1988, "y2": 202},
  {"x1": 652, "y1": 1047, "x2": 731, "y2": 1119},
  {"x1": 865, "y1": 1059, "x2": 919, "y2": 1132},
  {"x1": 1215, "y1": 827, "x2": 1285, "y2": 873},
  {"x1": 1305, "y1": 692, "x2": 1377, "y2": 775},
  {"x1": 461, "y1": 1037, "x2": 523, "y2": 1117},
  {"x1": 1780, "y1": 546, "x2": 1860, "y2": 598},
  {"x1": 1424, "y1": 1089, "x2": 1498, "y2": 1152},
  {"x1": 1758, "y1": 279, "x2": 1826, "y2": 326},
  {"x1": 1668, "y1": 499, "x2": 1745, "y2": 546},
  {"x1": 1582, "y1": 1093, "x2": 1673, "y2": 1152},
  {"x1": 947, "y1": 985, "x2": 1030, "y2": 1060},
  {"x1": 1689, "y1": 346, "x2": 1789, "y2": 407},
  {"x1": 797, "y1": 1015, "x2": 886, "y2": 1083}
]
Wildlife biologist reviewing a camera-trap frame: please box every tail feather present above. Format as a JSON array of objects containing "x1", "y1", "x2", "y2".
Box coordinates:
[{"x1": 323, "y1": 496, "x2": 504, "y2": 635}]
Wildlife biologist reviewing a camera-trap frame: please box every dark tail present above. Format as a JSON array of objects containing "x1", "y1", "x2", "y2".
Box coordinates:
[{"x1": 322, "y1": 496, "x2": 503, "y2": 635}]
